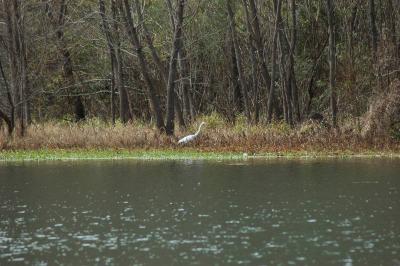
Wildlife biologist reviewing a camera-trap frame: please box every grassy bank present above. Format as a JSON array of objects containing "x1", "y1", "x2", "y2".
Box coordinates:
[
  {"x1": 1, "y1": 148, "x2": 400, "y2": 162},
  {"x1": 1, "y1": 114, "x2": 399, "y2": 161},
  {"x1": 1, "y1": 149, "x2": 400, "y2": 162},
  {"x1": 0, "y1": 149, "x2": 246, "y2": 161}
]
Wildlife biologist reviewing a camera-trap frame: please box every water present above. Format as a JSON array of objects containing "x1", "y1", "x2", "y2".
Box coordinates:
[{"x1": 0, "y1": 159, "x2": 399, "y2": 265}]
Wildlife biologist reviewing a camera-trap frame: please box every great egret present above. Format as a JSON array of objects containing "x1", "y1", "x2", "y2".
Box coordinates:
[{"x1": 178, "y1": 122, "x2": 205, "y2": 144}]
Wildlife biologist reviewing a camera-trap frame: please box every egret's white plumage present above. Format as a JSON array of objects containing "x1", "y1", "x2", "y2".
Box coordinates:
[{"x1": 178, "y1": 122, "x2": 205, "y2": 144}]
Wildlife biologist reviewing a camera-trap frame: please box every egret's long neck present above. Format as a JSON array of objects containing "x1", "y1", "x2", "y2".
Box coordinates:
[{"x1": 194, "y1": 123, "x2": 204, "y2": 136}]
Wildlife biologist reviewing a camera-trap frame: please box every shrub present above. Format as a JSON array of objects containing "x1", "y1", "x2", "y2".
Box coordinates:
[{"x1": 362, "y1": 79, "x2": 400, "y2": 138}]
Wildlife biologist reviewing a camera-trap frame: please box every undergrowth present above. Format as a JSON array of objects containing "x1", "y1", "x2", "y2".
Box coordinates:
[{"x1": 1, "y1": 114, "x2": 399, "y2": 154}]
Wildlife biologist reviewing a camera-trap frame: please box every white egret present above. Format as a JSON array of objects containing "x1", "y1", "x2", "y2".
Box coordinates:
[{"x1": 178, "y1": 122, "x2": 205, "y2": 144}]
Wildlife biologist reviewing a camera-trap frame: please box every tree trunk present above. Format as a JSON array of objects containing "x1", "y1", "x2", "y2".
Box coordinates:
[
  {"x1": 267, "y1": 0, "x2": 281, "y2": 123},
  {"x1": 327, "y1": 0, "x2": 338, "y2": 127},
  {"x1": 137, "y1": 0, "x2": 185, "y2": 128},
  {"x1": 227, "y1": 0, "x2": 251, "y2": 122},
  {"x1": 165, "y1": 0, "x2": 186, "y2": 135},
  {"x1": 113, "y1": 0, "x2": 131, "y2": 123},
  {"x1": 277, "y1": 1, "x2": 293, "y2": 125},
  {"x1": 290, "y1": 0, "x2": 300, "y2": 122},
  {"x1": 243, "y1": 0, "x2": 259, "y2": 122},
  {"x1": 47, "y1": 0, "x2": 86, "y2": 121},
  {"x1": 99, "y1": 0, "x2": 116, "y2": 123},
  {"x1": 135, "y1": 0, "x2": 166, "y2": 81},
  {"x1": 12, "y1": 0, "x2": 24, "y2": 134},
  {"x1": 178, "y1": 45, "x2": 193, "y2": 122},
  {"x1": 164, "y1": 0, "x2": 189, "y2": 126},
  {"x1": 99, "y1": 0, "x2": 131, "y2": 123},
  {"x1": 0, "y1": 33, "x2": 15, "y2": 133},
  {"x1": 346, "y1": 1, "x2": 358, "y2": 93},
  {"x1": 369, "y1": 0, "x2": 378, "y2": 58},
  {"x1": 387, "y1": 0, "x2": 399, "y2": 72},
  {"x1": 5, "y1": 0, "x2": 28, "y2": 135},
  {"x1": 248, "y1": 0, "x2": 272, "y2": 94},
  {"x1": 0, "y1": 109, "x2": 13, "y2": 135},
  {"x1": 230, "y1": 35, "x2": 243, "y2": 113},
  {"x1": 121, "y1": 0, "x2": 165, "y2": 131}
]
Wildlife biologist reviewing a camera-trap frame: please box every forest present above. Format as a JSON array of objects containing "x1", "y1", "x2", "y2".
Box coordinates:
[{"x1": 0, "y1": 0, "x2": 399, "y2": 152}]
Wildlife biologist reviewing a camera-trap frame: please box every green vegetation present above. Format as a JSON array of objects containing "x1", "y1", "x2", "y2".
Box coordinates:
[
  {"x1": 1, "y1": 148, "x2": 399, "y2": 162},
  {"x1": 0, "y1": 149, "x2": 243, "y2": 161}
]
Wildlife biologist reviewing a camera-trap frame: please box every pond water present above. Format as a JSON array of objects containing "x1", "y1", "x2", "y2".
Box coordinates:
[{"x1": 0, "y1": 158, "x2": 399, "y2": 265}]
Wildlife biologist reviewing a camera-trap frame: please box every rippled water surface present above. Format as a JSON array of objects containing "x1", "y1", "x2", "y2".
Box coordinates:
[{"x1": 0, "y1": 159, "x2": 399, "y2": 265}]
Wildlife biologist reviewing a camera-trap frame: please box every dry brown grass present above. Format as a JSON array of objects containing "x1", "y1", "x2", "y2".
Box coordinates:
[{"x1": 1, "y1": 113, "x2": 399, "y2": 154}]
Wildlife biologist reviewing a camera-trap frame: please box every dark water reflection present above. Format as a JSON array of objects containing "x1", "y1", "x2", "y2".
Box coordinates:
[{"x1": 0, "y1": 159, "x2": 399, "y2": 265}]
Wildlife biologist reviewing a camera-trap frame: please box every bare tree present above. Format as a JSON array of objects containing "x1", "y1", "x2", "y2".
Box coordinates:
[
  {"x1": 277, "y1": 0, "x2": 293, "y2": 125},
  {"x1": 227, "y1": 0, "x2": 251, "y2": 122},
  {"x1": 45, "y1": 0, "x2": 85, "y2": 121},
  {"x1": 242, "y1": 0, "x2": 259, "y2": 121},
  {"x1": 4, "y1": 0, "x2": 28, "y2": 135},
  {"x1": 248, "y1": 0, "x2": 271, "y2": 92},
  {"x1": 230, "y1": 33, "x2": 242, "y2": 113},
  {"x1": 267, "y1": 0, "x2": 281, "y2": 123},
  {"x1": 369, "y1": 0, "x2": 378, "y2": 58},
  {"x1": 0, "y1": 39, "x2": 15, "y2": 134},
  {"x1": 327, "y1": 0, "x2": 338, "y2": 127},
  {"x1": 120, "y1": 0, "x2": 165, "y2": 131},
  {"x1": 165, "y1": 0, "x2": 191, "y2": 124},
  {"x1": 289, "y1": 0, "x2": 300, "y2": 122},
  {"x1": 136, "y1": 0, "x2": 185, "y2": 128},
  {"x1": 387, "y1": 0, "x2": 398, "y2": 61},
  {"x1": 165, "y1": 0, "x2": 186, "y2": 135},
  {"x1": 99, "y1": 0, "x2": 131, "y2": 123}
]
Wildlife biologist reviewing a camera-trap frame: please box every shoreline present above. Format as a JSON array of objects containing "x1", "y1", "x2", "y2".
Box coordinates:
[{"x1": 1, "y1": 149, "x2": 400, "y2": 162}]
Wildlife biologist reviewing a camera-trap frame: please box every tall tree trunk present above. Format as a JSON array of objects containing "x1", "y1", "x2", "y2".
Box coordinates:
[
  {"x1": 243, "y1": 0, "x2": 259, "y2": 122},
  {"x1": 99, "y1": 0, "x2": 131, "y2": 123},
  {"x1": 121, "y1": 0, "x2": 165, "y2": 131},
  {"x1": 369, "y1": 0, "x2": 378, "y2": 58},
  {"x1": 110, "y1": 59, "x2": 116, "y2": 124},
  {"x1": 18, "y1": 20, "x2": 28, "y2": 134},
  {"x1": 277, "y1": 1, "x2": 293, "y2": 125},
  {"x1": 0, "y1": 27, "x2": 15, "y2": 133},
  {"x1": 327, "y1": 0, "x2": 338, "y2": 127},
  {"x1": 267, "y1": 0, "x2": 281, "y2": 123},
  {"x1": 137, "y1": 0, "x2": 185, "y2": 128},
  {"x1": 16, "y1": 0, "x2": 29, "y2": 129},
  {"x1": 387, "y1": 0, "x2": 399, "y2": 72},
  {"x1": 248, "y1": 0, "x2": 272, "y2": 94},
  {"x1": 136, "y1": 0, "x2": 166, "y2": 80},
  {"x1": 0, "y1": 109, "x2": 13, "y2": 135},
  {"x1": 227, "y1": 0, "x2": 251, "y2": 122},
  {"x1": 11, "y1": 0, "x2": 24, "y2": 134},
  {"x1": 99, "y1": 0, "x2": 116, "y2": 123},
  {"x1": 178, "y1": 45, "x2": 193, "y2": 122},
  {"x1": 280, "y1": 55, "x2": 292, "y2": 124},
  {"x1": 290, "y1": 0, "x2": 300, "y2": 122},
  {"x1": 165, "y1": 0, "x2": 189, "y2": 126},
  {"x1": 46, "y1": 0, "x2": 86, "y2": 121},
  {"x1": 347, "y1": 1, "x2": 358, "y2": 92},
  {"x1": 369, "y1": 0, "x2": 383, "y2": 91},
  {"x1": 165, "y1": 0, "x2": 186, "y2": 135},
  {"x1": 230, "y1": 33, "x2": 242, "y2": 113},
  {"x1": 5, "y1": 0, "x2": 28, "y2": 135},
  {"x1": 4, "y1": 0, "x2": 17, "y2": 132},
  {"x1": 112, "y1": 0, "x2": 131, "y2": 123}
]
